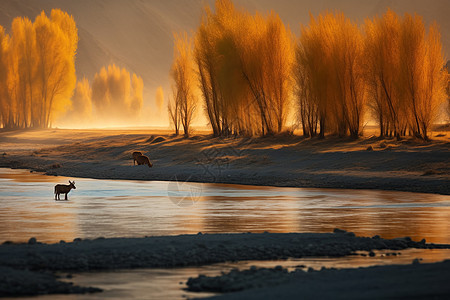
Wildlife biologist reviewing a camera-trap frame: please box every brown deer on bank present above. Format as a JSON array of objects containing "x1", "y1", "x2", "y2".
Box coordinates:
[
  {"x1": 54, "y1": 180, "x2": 76, "y2": 200},
  {"x1": 135, "y1": 155, "x2": 153, "y2": 168},
  {"x1": 132, "y1": 151, "x2": 143, "y2": 165}
]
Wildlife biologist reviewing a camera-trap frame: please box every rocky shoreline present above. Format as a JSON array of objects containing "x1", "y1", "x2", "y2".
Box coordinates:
[
  {"x1": 188, "y1": 260, "x2": 450, "y2": 299},
  {"x1": 0, "y1": 231, "x2": 449, "y2": 297}
]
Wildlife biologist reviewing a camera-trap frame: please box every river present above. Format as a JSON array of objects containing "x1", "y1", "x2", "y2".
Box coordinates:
[{"x1": 1, "y1": 168, "x2": 449, "y2": 244}]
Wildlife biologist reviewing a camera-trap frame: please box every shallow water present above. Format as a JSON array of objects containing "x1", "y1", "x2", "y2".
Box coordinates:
[
  {"x1": 1, "y1": 167, "x2": 450, "y2": 299},
  {"x1": 0, "y1": 168, "x2": 449, "y2": 244}
]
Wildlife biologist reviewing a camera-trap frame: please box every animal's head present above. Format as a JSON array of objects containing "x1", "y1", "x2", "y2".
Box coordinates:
[
  {"x1": 133, "y1": 151, "x2": 143, "y2": 158},
  {"x1": 69, "y1": 180, "x2": 76, "y2": 189}
]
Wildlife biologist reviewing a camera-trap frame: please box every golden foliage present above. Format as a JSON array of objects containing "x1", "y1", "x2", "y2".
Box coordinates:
[
  {"x1": 169, "y1": 32, "x2": 197, "y2": 135},
  {"x1": 71, "y1": 78, "x2": 92, "y2": 120},
  {"x1": 155, "y1": 86, "x2": 164, "y2": 112},
  {"x1": 364, "y1": 9, "x2": 401, "y2": 136},
  {"x1": 298, "y1": 12, "x2": 366, "y2": 138},
  {"x1": 364, "y1": 10, "x2": 447, "y2": 139},
  {"x1": 187, "y1": 1, "x2": 447, "y2": 139},
  {"x1": 91, "y1": 64, "x2": 143, "y2": 125},
  {"x1": 191, "y1": 0, "x2": 294, "y2": 136},
  {"x1": 0, "y1": 9, "x2": 78, "y2": 129}
]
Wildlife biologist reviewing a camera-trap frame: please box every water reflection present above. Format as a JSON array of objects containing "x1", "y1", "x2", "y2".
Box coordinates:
[{"x1": 0, "y1": 168, "x2": 449, "y2": 244}]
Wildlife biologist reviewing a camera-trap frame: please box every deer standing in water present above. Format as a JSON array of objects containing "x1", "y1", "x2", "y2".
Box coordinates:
[{"x1": 54, "y1": 180, "x2": 76, "y2": 200}]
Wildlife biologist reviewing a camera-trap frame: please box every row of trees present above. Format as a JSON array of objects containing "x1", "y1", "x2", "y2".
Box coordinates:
[
  {"x1": 63, "y1": 64, "x2": 144, "y2": 126},
  {"x1": 169, "y1": 0, "x2": 294, "y2": 136},
  {"x1": 359, "y1": 9, "x2": 444, "y2": 139},
  {"x1": 0, "y1": 9, "x2": 77, "y2": 129},
  {"x1": 170, "y1": 0, "x2": 448, "y2": 139},
  {"x1": 0, "y1": 9, "x2": 145, "y2": 129}
]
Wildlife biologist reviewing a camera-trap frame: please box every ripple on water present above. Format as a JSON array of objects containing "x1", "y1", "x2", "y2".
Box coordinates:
[{"x1": 0, "y1": 168, "x2": 449, "y2": 244}]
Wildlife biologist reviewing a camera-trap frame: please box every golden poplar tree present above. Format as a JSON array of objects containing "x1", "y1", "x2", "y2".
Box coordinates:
[
  {"x1": 11, "y1": 17, "x2": 37, "y2": 128},
  {"x1": 299, "y1": 13, "x2": 332, "y2": 138},
  {"x1": 294, "y1": 40, "x2": 319, "y2": 137},
  {"x1": 0, "y1": 9, "x2": 78, "y2": 129},
  {"x1": 191, "y1": 0, "x2": 294, "y2": 136},
  {"x1": 91, "y1": 64, "x2": 143, "y2": 125},
  {"x1": 364, "y1": 9, "x2": 401, "y2": 137},
  {"x1": 0, "y1": 26, "x2": 9, "y2": 127},
  {"x1": 170, "y1": 32, "x2": 197, "y2": 136},
  {"x1": 34, "y1": 10, "x2": 77, "y2": 128},
  {"x1": 399, "y1": 14, "x2": 446, "y2": 139}
]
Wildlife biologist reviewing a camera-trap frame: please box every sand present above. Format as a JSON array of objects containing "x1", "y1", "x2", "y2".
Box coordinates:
[{"x1": 0, "y1": 128, "x2": 449, "y2": 194}]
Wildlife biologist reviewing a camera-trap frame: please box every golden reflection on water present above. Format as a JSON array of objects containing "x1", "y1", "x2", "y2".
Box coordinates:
[
  {"x1": 0, "y1": 169, "x2": 63, "y2": 183},
  {"x1": 0, "y1": 197, "x2": 79, "y2": 243},
  {"x1": 0, "y1": 168, "x2": 449, "y2": 244}
]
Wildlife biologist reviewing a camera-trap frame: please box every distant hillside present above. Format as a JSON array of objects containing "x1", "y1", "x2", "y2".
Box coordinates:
[{"x1": 0, "y1": 0, "x2": 448, "y2": 123}]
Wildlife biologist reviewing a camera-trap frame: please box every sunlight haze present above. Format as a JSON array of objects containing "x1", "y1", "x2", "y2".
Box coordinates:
[{"x1": 0, "y1": 0, "x2": 448, "y2": 128}]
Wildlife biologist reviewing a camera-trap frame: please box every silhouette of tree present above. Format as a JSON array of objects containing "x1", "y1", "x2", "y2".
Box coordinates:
[{"x1": 170, "y1": 32, "x2": 197, "y2": 136}]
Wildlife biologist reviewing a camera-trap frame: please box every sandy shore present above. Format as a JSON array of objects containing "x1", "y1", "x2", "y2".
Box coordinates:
[
  {"x1": 0, "y1": 128, "x2": 449, "y2": 194},
  {"x1": 0, "y1": 231, "x2": 449, "y2": 297}
]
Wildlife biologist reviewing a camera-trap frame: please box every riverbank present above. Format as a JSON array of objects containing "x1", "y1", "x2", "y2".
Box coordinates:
[
  {"x1": 0, "y1": 231, "x2": 449, "y2": 297},
  {"x1": 0, "y1": 128, "x2": 449, "y2": 194}
]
